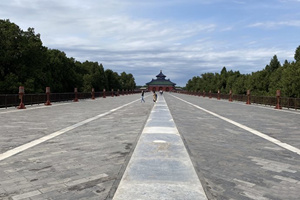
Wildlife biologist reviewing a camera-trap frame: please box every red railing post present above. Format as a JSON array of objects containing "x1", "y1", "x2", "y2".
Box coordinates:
[
  {"x1": 17, "y1": 86, "x2": 26, "y2": 109},
  {"x1": 275, "y1": 90, "x2": 282, "y2": 109},
  {"x1": 73, "y1": 88, "x2": 78, "y2": 102},
  {"x1": 45, "y1": 87, "x2": 52, "y2": 105},
  {"x1": 103, "y1": 89, "x2": 106, "y2": 98},
  {"x1": 229, "y1": 90, "x2": 233, "y2": 102},
  {"x1": 91, "y1": 88, "x2": 95, "y2": 100},
  {"x1": 246, "y1": 90, "x2": 251, "y2": 105}
]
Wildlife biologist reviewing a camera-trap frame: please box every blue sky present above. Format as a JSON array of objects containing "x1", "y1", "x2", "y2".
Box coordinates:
[{"x1": 1, "y1": 0, "x2": 300, "y2": 86}]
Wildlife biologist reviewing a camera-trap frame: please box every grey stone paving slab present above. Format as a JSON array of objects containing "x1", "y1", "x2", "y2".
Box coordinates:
[
  {"x1": 165, "y1": 93, "x2": 300, "y2": 200},
  {"x1": 0, "y1": 94, "x2": 153, "y2": 200}
]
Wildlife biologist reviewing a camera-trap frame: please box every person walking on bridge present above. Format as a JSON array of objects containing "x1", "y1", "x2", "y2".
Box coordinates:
[
  {"x1": 141, "y1": 90, "x2": 145, "y2": 103},
  {"x1": 153, "y1": 91, "x2": 157, "y2": 103}
]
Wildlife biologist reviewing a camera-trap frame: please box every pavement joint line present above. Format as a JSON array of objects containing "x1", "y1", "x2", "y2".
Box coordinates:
[
  {"x1": 0, "y1": 94, "x2": 147, "y2": 114},
  {"x1": 0, "y1": 98, "x2": 140, "y2": 162},
  {"x1": 196, "y1": 95, "x2": 300, "y2": 115},
  {"x1": 0, "y1": 102, "x2": 72, "y2": 114},
  {"x1": 170, "y1": 94, "x2": 300, "y2": 156},
  {"x1": 11, "y1": 190, "x2": 42, "y2": 200},
  {"x1": 243, "y1": 103, "x2": 300, "y2": 115}
]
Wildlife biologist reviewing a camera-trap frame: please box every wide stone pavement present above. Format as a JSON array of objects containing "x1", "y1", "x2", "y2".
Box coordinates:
[
  {"x1": 1, "y1": 92, "x2": 300, "y2": 199},
  {"x1": 0, "y1": 94, "x2": 153, "y2": 200}
]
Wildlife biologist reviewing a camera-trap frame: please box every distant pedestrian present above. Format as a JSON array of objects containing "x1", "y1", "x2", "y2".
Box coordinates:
[
  {"x1": 141, "y1": 90, "x2": 145, "y2": 103},
  {"x1": 153, "y1": 91, "x2": 157, "y2": 103}
]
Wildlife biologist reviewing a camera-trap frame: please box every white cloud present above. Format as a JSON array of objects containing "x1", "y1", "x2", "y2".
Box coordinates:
[
  {"x1": 248, "y1": 20, "x2": 300, "y2": 29},
  {"x1": 40, "y1": 13, "x2": 216, "y2": 53},
  {"x1": 1, "y1": 0, "x2": 299, "y2": 86},
  {"x1": 279, "y1": 0, "x2": 300, "y2": 2}
]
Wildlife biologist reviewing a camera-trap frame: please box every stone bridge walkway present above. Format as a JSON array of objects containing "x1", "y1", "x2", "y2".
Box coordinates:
[{"x1": 1, "y1": 93, "x2": 300, "y2": 199}]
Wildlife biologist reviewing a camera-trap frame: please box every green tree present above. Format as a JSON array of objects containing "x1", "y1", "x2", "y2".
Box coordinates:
[
  {"x1": 45, "y1": 49, "x2": 79, "y2": 92},
  {"x1": 0, "y1": 19, "x2": 47, "y2": 93},
  {"x1": 248, "y1": 70, "x2": 269, "y2": 96},
  {"x1": 225, "y1": 70, "x2": 240, "y2": 93},
  {"x1": 0, "y1": 19, "x2": 22, "y2": 87},
  {"x1": 232, "y1": 74, "x2": 247, "y2": 94},
  {"x1": 265, "y1": 55, "x2": 281, "y2": 73},
  {"x1": 0, "y1": 73, "x2": 21, "y2": 93},
  {"x1": 268, "y1": 67, "x2": 283, "y2": 96},
  {"x1": 186, "y1": 76, "x2": 200, "y2": 92},
  {"x1": 219, "y1": 66, "x2": 228, "y2": 92},
  {"x1": 126, "y1": 73, "x2": 136, "y2": 90},
  {"x1": 81, "y1": 61, "x2": 107, "y2": 92},
  {"x1": 201, "y1": 73, "x2": 216, "y2": 92},
  {"x1": 98, "y1": 64, "x2": 108, "y2": 90},
  {"x1": 294, "y1": 45, "x2": 300, "y2": 63},
  {"x1": 185, "y1": 45, "x2": 300, "y2": 97},
  {"x1": 119, "y1": 72, "x2": 136, "y2": 90},
  {"x1": 105, "y1": 69, "x2": 121, "y2": 91},
  {"x1": 280, "y1": 62, "x2": 300, "y2": 97}
]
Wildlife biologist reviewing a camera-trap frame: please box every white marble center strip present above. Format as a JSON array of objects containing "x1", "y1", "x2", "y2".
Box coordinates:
[{"x1": 113, "y1": 95, "x2": 207, "y2": 200}]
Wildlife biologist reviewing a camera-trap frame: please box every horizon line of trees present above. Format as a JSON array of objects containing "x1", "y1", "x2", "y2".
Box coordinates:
[
  {"x1": 185, "y1": 45, "x2": 300, "y2": 98},
  {"x1": 0, "y1": 19, "x2": 136, "y2": 94}
]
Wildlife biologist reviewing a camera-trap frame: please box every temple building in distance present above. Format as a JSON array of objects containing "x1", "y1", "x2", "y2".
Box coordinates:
[{"x1": 146, "y1": 70, "x2": 176, "y2": 92}]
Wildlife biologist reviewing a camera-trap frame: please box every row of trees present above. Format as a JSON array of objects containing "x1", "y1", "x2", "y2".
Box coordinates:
[
  {"x1": 0, "y1": 19, "x2": 136, "y2": 94},
  {"x1": 185, "y1": 46, "x2": 300, "y2": 98}
]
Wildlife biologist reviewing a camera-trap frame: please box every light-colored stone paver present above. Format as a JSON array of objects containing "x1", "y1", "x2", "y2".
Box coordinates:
[
  {"x1": 64, "y1": 173, "x2": 108, "y2": 187},
  {"x1": 12, "y1": 190, "x2": 41, "y2": 200}
]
